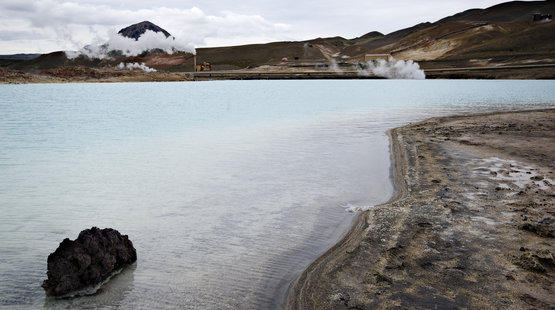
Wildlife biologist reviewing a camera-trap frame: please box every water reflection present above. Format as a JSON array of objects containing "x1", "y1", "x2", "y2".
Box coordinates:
[{"x1": 43, "y1": 263, "x2": 136, "y2": 309}]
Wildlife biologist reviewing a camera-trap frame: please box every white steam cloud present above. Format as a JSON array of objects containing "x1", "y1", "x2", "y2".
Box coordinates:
[
  {"x1": 66, "y1": 30, "x2": 195, "y2": 59},
  {"x1": 358, "y1": 57, "x2": 425, "y2": 79},
  {"x1": 328, "y1": 59, "x2": 344, "y2": 75},
  {"x1": 117, "y1": 62, "x2": 156, "y2": 72}
]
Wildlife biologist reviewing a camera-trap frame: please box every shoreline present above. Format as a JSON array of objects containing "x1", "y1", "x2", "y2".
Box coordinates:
[
  {"x1": 287, "y1": 108, "x2": 554, "y2": 309},
  {"x1": 2, "y1": 65, "x2": 555, "y2": 84}
]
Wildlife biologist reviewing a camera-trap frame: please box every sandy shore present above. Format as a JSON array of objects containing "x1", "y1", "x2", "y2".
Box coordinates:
[{"x1": 287, "y1": 109, "x2": 554, "y2": 309}]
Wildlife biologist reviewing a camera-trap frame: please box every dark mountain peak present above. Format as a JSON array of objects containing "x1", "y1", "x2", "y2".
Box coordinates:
[
  {"x1": 358, "y1": 31, "x2": 384, "y2": 40},
  {"x1": 437, "y1": 0, "x2": 555, "y2": 23},
  {"x1": 118, "y1": 21, "x2": 172, "y2": 40}
]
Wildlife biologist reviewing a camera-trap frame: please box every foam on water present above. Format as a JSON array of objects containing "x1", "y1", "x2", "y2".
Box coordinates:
[{"x1": 341, "y1": 203, "x2": 374, "y2": 212}]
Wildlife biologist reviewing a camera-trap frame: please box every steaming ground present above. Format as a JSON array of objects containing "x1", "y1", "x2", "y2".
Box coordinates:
[
  {"x1": 117, "y1": 62, "x2": 157, "y2": 72},
  {"x1": 65, "y1": 30, "x2": 195, "y2": 59},
  {"x1": 327, "y1": 57, "x2": 426, "y2": 79},
  {"x1": 357, "y1": 57, "x2": 425, "y2": 79}
]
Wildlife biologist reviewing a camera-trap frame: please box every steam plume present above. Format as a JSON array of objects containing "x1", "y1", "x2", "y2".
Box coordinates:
[
  {"x1": 358, "y1": 57, "x2": 425, "y2": 79},
  {"x1": 117, "y1": 62, "x2": 156, "y2": 72},
  {"x1": 329, "y1": 59, "x2": 344, "y2": 75},
  {"x1": 66, "y1": 30, "x2": 195, "y2": 59}
]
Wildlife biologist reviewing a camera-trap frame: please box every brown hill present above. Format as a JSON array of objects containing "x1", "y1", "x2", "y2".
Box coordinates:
[
  {"x1": 438, "y1": 0, "x2": 554, "y2": 22},
  {"x1": 370, "y1": 20, "x2": 554, "y2": 60},
  {"x1": 3, "y1": 0, "x2": 554, "y2": 79},
  {"x1": 195, "y1": 1, "x2": 554, "y2": 75},
  {"x1": 7, "y1": 51, "x2": 195, "y2": 73},
  {"x1": 341, "y1": 22, "x2": 435, "y2": 60},
  {"x1": 362, "y1": 0, "x2": 555, "y2": 65},
  {"x1": 196, "y1": 38, "x2": 348, "y2": 70},
  {"x1": 9, "y1": 51, "x2": 104, "y2": 71}
]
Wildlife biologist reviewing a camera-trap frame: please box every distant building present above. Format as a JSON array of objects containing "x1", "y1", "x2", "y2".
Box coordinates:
[
  {"x1": 533, "y1": 13, "x2": 552, "y2": 22},
  {"x1": 196, "y1": 62, "x2": 212, "y2": 72},
  {"x1": 364, "y1": 54, "x2": 391, "y2": 62}
]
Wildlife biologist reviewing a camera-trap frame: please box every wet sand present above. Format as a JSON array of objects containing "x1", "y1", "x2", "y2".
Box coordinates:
[{"x1": 287, "y1": 109, "x2": 554, "y2": 309}]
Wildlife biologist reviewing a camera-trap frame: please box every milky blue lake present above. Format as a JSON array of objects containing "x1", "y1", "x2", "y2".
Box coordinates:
[{"x1": 1, "y1": 80, "x2": 554, "y2": 309}]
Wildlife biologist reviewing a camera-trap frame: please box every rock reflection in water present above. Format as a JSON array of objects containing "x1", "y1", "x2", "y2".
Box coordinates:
[{"x1": 44, "y1": 263, "x2": 136, "y2": 309}]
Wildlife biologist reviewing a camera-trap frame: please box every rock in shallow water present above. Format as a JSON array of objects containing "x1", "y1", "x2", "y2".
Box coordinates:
[{"x1": 42, "y1": 227, "x2": 137, "y2": 297}]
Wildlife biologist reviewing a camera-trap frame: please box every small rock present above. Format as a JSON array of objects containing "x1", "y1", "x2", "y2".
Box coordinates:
[
  {"x1": 521, "y1": 218, "x2": 554, "y2": 238},
  {"x1": 514, "y1": 249, "x2": 555, "y2": 273}
]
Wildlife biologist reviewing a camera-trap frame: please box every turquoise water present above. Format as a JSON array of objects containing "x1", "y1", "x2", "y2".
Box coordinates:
[{"x1": 1, "y1": 80, "x2": 554, "y2": 309}]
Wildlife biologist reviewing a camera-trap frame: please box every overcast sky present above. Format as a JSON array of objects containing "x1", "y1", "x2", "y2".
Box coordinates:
[{"x1": 0, "y1": 0, "x2": 539, "y2": 54}]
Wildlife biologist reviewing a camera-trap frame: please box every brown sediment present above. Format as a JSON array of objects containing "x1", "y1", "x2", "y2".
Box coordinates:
[
  {"x1": 287, "y1": 109, "x2": 555, "y2": 309},
  {"x1": 0, "y1": 66, "x2": 191, "y2": 84}
]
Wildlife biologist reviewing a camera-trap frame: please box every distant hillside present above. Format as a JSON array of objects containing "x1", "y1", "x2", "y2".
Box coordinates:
[
  {"x1": 7, "y1": 51, "x2": 194, "y2": 73},
  {"x1": 341, "y1": 22, "x2": 435, "y2": 59},
  {"x1": 0, "y1": 54, "x2": 41, "y2": 60},
  {"x1": 197, "y1": 0, "x2": 554, "y2": 77},
  {"x1": 0, "y1": 54, "x2": 42, "y2": 68},
  {"x1": 438, "y1": 0, "x2": 554, "y2": 22},
  {"x1": 3, "y1": 0, "x2": 554, "y2": 79},
  {"x1": 4, "y1": 20, "x2": 193, "y2": 73},
  {"x1": 366, "y1": 0, "x2": 555, "y2": 66}
]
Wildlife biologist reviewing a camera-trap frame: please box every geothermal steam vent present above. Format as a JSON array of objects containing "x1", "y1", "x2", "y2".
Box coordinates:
[{"x1": 42, "y1": 227, "x2": 137, "y2": 297}]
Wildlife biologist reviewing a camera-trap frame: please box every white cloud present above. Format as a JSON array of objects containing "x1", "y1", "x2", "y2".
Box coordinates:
[
  {"x1": 66, "y1": 30, "x2": 195, "y2": 58},
  {"x1": 0, "y1": 1, "x2": 295, "y2": 54}
]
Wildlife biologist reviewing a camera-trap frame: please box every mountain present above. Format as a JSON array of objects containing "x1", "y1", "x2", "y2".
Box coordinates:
[
  {"x1": 5, "y1": 21, "x2": 190, "y2": 73},
  {"x1": 0, "y1": 53, "x2": 42, "y2": 67},
  {"x1": 0, "y1": 54, "x2": 41, "y2": 60},
  {"x1": 2, "y1": 1, "x2": 554, "y2": 79},
  {"x1": 438, "y1": 0, "x2": 554, "y2": 23},
  {"x1": 195, "y1": 0, "x2": 555, "y2": 78},
  {"x1": 117, "y1": 21, "x2": 172, "y2": 40},
  {"x1": 359, "y1": 0, "x2": 555, "y2": 66}
]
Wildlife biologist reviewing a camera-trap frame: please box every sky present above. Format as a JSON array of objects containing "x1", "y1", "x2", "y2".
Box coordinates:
[{"x1": 0, "y1": 0, "x2": 540, "y2": 54}]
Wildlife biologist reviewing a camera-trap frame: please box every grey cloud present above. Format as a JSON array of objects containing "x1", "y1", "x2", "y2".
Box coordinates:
[
  {"x1": 0, "y1": 30, "x2": 44, "y2": 41},
  {"x1": 2, "y1": 0, "x2": 39, "y2": 12}
]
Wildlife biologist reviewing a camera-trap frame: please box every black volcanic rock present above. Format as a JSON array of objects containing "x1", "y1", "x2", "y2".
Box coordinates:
[
  {"x1": 118, "y1": 21, "x2": 172, "y2": 40},
  {"x1": 42, "y1": 227, "x2": 137, "y2": 297}
]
